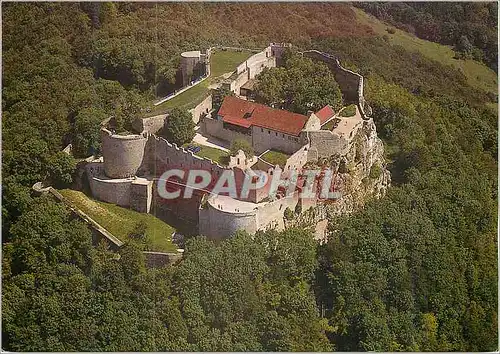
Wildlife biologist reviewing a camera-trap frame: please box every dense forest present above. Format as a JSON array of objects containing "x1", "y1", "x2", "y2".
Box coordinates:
[{"x1": 2, "y1": 3, "x2": 497, "y2": 351}]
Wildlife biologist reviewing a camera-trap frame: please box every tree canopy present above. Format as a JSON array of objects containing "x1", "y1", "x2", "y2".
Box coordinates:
[
  {"x1": 161, "y1": 108, "x2": 196, "y2": 146},
  {"x1": 229, "y1": 139, "x2": 253, "y2": 158},
  {"x1": 2, "y1": 199, "x2": 332, "y2": 351},
  {"x1": 254, "y1": 52, "x2": 343, "y2": 114}
]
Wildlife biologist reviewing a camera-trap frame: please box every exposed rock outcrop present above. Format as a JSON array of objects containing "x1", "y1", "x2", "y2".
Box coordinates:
[{"x1": 288, "y1": 116, "x2": 390, "y2": 236}]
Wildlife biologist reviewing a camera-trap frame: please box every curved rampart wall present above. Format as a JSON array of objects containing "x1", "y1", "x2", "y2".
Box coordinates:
[
  {"x1": 199, "y1": 202, "x2": 258, "y2": 239},
  {"x1": 198, "y1": 192, "x2": 303, "y2": 239},
  {"x1": 90, "y1": 177, "x2": 133, "y2": 207},
  {"x1": 101, "y1": 129, "x2": 147, "y2": 178},
  {"x1": 256, "y1": 193, "x2": 300, "y2": 231}
]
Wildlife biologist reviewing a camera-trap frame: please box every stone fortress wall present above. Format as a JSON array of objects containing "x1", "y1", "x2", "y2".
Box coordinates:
[
  {"x1": 199, "y1": 191, "x2": 302, "y2": 240},
  {"x1": 301, "y1": 49, "x2": 369, "y2": 117},
  {"x1": 101, "y1": 127, "x2": 148, "y2": 178},
  {"x1": 88, "y1": 118, "x2": 312, "y2": 238},
  {"x1": 224, "y1": 45, "x2": 276, "y2": 94},
  {"x1": 189, "y1": 94, "x2": 213, "y2": 124},
  {"x1": 144, "y1": 134, "x2": 228, "y2": 175},
  {"x1": 204, "y1": 44, "x2": 370, "y2": 161},
  {"x1": 132, "y1": 114, "x2": 168, "y2": 134},
  {"x1": 86, "y1": 164, "x2": 134, "y2": 207},
  {"x1": 86, "y1": 43, "x2": 380, "y2": 240}
]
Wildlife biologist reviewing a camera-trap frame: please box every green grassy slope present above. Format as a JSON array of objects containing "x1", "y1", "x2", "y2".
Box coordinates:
[
  {"x1": 59, "y1": 189, "x2": 177, "y2": 252},
  {"x1": 146, "y1": 49, "x2": 252, "y2": 115},
  {"x1": 353, "y1": 7, "x2": 497, "y2": 96}
]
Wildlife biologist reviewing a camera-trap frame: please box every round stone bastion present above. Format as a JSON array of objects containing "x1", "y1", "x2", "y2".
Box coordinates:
[
  {"x1": 101, "y1": 129, "x2": 147, "y2": 179},
  {"x1": 199, "y1": 195, "x2": 258, "y2": 239}
]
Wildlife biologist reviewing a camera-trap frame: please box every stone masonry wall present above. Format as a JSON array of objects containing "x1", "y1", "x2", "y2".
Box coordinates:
[
  {"x1": 86, "y1": 161, "x2": 133, "y2": 207},
  {"x1": 203, "y1": 118, "x2": 253, "y2": 146},
  {"x1": 302, "y1": 50, "x2": 363, "y2": 105},
  {"x1": 203, "y1": 117, "x2": 305, "y2": 155},
  {"x1": 130, "y1": 179, "x2": 153, "y2": 213},
  {"x1": 307, "y1": 130, "x2": 349, "y2": 160},
  {"x1": 228, "y1": 70, "x2": 250, "y2": 94},
  {"x1": 256, "y1": 193, "x2": 299, "y2": 231},
  {"x1": 89, "y1": 176, "x2": 133, "y2": 207},
  {"x1": 248, "y1": 57, "x2": 275, "y2": 80},
  {"x1": 251, "y1": 126, "x2": 304, "y2": 155},
  {"x1": 189, "y1": 94, "x2": 213, "y2": 124},
  {"x1": 101, "y1": 129, "x2": 148, "y2": 178},
  {"x1": 133, "y1": 114, "x2": 167, "y2": 134},
  {"x1": 199, "y1": 203, "x2": 258, "y2": 240},
  {"x1": 145, "y1": 135, "x2": 227, "y2": 175},
  {"x1": 283, "y1": 145, "x2": 309, "y2": 172},
  {"x1": 198, "y1": 190, "x2": 303, "y2": 239},
  {"x1": 226, "y1": 46, "x2": 276, "y2": 94}
]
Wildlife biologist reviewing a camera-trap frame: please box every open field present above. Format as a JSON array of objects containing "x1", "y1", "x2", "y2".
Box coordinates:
[
  {"x1": 59, "y1": 189, "x2": 177, "y2": 252},
  {"x1": 260, "y1": 150, "x2": 290, "y2": 167},
  {"x1": 353, "y1": 7, "x2": 497, "y2": 95},
  {"x1": 183, "y1": 142, "x2": 229, "y2": 165},
  {"x1": 210, "y1": 50, "x2": 253, "y2": 78},
  {"x1": 146, "y1": 49, "x2": 252, "y2": 116}
]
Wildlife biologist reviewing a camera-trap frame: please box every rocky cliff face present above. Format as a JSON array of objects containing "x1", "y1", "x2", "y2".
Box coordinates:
[
  {"x1": 289, "y1": 117, "x2": 391, "y2": 237},
  {"x1": 329, "y1": 117, "x2": 391, "y2": 213}
]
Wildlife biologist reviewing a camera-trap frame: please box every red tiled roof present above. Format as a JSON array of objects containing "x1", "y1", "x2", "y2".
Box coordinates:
[
  {"x1": 315, "y1": 105, "x2": 335, "y2": 125},
  {"x1": 218, "y1": 96, "x2": 308, "y2": 136}
]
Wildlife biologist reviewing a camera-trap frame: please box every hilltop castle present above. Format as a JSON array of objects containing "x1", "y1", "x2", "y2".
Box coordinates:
[{"x1": 85, "y1": 43, "x2": 390, "y2": 239}]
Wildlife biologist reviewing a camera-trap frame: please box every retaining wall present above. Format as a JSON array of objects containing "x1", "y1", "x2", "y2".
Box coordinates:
[{"x1": 144, "y1": 251, "x2": 183, "y2": 268}]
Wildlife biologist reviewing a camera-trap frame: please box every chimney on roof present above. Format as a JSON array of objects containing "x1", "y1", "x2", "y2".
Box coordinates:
[
  {"x1": 307, "y1": 110, "x2": 314, "y2": 117},
  {"x1": 243, "y1": 108, "x2": 254, "y2": 119}
]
